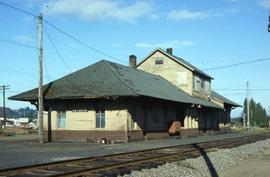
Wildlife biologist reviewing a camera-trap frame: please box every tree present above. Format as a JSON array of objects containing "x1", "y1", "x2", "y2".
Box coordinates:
[
  {"x1": 242, "y1": 98, "x2": 269, "y2": 127},
  {"x1": 0, "y1": 107, "x2": 37, "y2": 122}
]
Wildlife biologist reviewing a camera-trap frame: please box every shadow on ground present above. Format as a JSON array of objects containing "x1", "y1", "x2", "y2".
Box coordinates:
[{"x1": 193, "y1": 143, "x2": 219, "y2": 177}]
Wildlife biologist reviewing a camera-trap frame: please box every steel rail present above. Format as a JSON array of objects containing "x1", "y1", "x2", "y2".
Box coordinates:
[{"x1": 55, "y1": 134, "x2": 270, "y2": 177}]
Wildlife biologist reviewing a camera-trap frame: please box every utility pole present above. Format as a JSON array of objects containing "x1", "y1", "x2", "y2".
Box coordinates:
[
  {"x1": 243, "y1": 113, "x2": 245, "y2": 128},
  {"x1": 0, "y1": 85, "x2": 10, "y2": 128},
  {"x1": 246, "y1": 81, "x2": 250, "y2": 129},
  {"x1": 267, "y1": 15, "x2": 270, "y2": 32},
  {"x1": 38, "y1": 13, "x2": 44, "y2": 144}
]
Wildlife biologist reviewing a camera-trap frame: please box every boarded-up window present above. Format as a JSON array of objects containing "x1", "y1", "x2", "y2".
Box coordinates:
[
  {"x1": 177, "y1": 71, "x2": 187, "y2": 85},
  {"x1": 57, "y1": 111, "x2": 66, "y2": 128},
  {"x1": 96, "y1": 110, "x2": 105, "y2": 128}
]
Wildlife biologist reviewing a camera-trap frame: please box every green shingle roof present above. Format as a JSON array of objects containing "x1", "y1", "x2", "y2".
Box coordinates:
[
  {"x1": 211, "y1": 91, "x2": 241, "y2": 107},
  {"x1": 9, "y1": 60, "x2": 221, "y2": 109}
]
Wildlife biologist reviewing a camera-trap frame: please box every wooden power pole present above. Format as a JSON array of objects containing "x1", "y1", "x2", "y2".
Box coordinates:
[
  {"x1": 38, "y1": 13, "x2": 44, "y2": 144},
  {"x1": 246, "y1": 81, "x2": 250, "y2": 129},
  {"x1": 243, "y1": 112, "x2": 245, "y2": 128},
  {"x1": 1, "y1": 85, "x2": 10, "y2": 128}
]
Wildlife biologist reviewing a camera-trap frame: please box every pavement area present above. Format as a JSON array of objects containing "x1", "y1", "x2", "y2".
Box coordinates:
[{"x1": 0, "y1": 131, "x2": 268, "y2": 170}]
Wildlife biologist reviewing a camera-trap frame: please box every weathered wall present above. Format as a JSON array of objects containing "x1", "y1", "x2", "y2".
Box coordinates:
[
  {"x1": 137, "y1": 50, "x2": 212, "y2": 99},
  {"x1": 212, "y1": 98, "x2": 224, "y2": 108},
  {"x1": 44, "y1": 100, "x2": 128, "y2": 131},
  {"x1": 192, "y1": 74, "x2": 211, "y2": 99},
  {"x1": 43, "y1": 100, "x2": 128, "y2": 142},
  {"x1": 211, "y1": 98, "x2": 233, "y2": 127},
  {"x1": 138, "y1": 51, "x2": 193, "y2": 95},
  {"x1": 42, "y1": 98, "x2": 227, "y2": 142},
  {"x1": 44, "y1": 110, "x2": 127, "y2": 131},
  {"x1": 127, "y1": 98, "x2": 187, "y2": 140},
  {"x1": 129, "y1": 100, "x2": 185, "y2": 131}
]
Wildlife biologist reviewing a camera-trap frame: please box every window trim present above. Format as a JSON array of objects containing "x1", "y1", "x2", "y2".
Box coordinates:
[
  {"x1": 201, "y1": 80, "x2": 204, "y2": 88},
  {"x1": 155, "y1": 57, "x2": 163, "y2": 65},
  {"x1": 194, "y1": 77, "x2": 201, "y2": 92},
  {"x1": 56, "y1": 111, "x2": 66, "y2": 129},
  {"x1": 204, "y1": 80, "x2": 211, "y2": 95},
  {"x1": 95, "y1": 110, "x2": 105, "y2": 129}
]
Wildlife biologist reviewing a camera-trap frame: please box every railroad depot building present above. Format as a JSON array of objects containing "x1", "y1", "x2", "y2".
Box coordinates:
[{"x1": 9, "y1": 48, "x2": 240, "y2": 142}]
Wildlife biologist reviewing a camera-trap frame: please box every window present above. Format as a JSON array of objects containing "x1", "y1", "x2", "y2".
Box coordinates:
[
  {"x1": 194, "y1": 76, "x2": 201, "y2": 92},
  {"x1": 96, "y1": 110, "x2": 105, "y2": 128},
  {"x1": 205, "y1": 81, "x2": 211, "y2": 95},
  {"x1": 57, "y1": 111, "x2": 66, "y2": 128},
  {"x1": 155, "y1": 57, "x2": 163, "y2": 65},
  {"x1": 201, "y1": 80, "x2": 204, "y2": 88}
]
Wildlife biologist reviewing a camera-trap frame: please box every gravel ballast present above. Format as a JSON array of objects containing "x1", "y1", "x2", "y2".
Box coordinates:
[{"x1": 122, "y1": 139, "x2": 270, "y2": 177}]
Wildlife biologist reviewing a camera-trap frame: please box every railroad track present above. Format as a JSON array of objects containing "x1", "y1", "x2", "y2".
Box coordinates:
[{"x1": 0, "y1": 133, "x2": 269, "y2": 177}]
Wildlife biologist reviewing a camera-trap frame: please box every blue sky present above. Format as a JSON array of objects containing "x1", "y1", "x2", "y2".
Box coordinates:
[{"x1": 1, "y1": 0, "x2": 270, "y2": 117}]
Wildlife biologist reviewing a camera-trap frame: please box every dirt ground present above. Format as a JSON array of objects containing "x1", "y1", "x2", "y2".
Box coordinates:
[{"x1": 221, "y1": 147, "x2": 270, "y2": 177}]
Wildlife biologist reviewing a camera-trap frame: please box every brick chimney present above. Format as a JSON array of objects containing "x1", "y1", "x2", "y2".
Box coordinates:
[
  {"x1": 129, "y1": 55, "x2": 137, "y2": 68},
  {"x1": 166, "y1": 48, "x2": 173, "y2": 55}
]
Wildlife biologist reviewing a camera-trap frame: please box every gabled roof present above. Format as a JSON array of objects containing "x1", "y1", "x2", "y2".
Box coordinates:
[
  {"x1": 9, "y1": 60, "x2": 221, "y2": 109},
  {"x1": 211, "y1": 91, "x2": 241, "y2": 107},
  {"x1": 137, "y1": 48, "x2": 213, "y2": 79}
]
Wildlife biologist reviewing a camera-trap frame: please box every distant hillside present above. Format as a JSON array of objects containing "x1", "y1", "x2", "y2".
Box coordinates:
[{"x1": 0, "y1": 107, "x2": 36, "y2": 121}]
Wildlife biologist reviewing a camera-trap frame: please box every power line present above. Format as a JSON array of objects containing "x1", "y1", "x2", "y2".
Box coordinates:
[
  {"x1": 0, "y1": 67, "x2": 36, "y2": 77},
  {"x1": 0, "y1": 38, "x2": 37, "y2": 49},
  {"x1": 214, "y1": 88, "x2": 270, "y2": 91},
  {"x1": 0, "y1": 67, "x2": 57, "y2": 80},
  {"x1": 0, "y1": 1, "x2": 125, "y2": 63},
  {"x1": 44, "y1": 59, "x2": 50, "y2": 83},
  {"x1": 213, "y1": 84, "x2": 245, "y2": 90},
  {"x1": 203, "y1": 57, "x2": 270, "y2": 71},
  {"x1": 0, "y1": 1, "x2": 36, "y2": 17},
  {"x1": 6, "y1": 90, "x2": 22, "y2": 94},
  {"x1": 47, "y1": 36, "x2": 99, "y2": 60},
  {"x1": 43, "y1": 20, "x2": 126, "y2": 63},
  {"x1": 220, "y1": 92, "x2": 246, "y2": 96},
  {"x1": 44, "y1": 27, "x2": 73, "y2": 73}
]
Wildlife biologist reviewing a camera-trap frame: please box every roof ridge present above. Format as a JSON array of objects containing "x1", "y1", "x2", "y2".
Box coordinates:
[
  {"x1": 137, "y1": 48, "x2": 193, "y2": 71},
  {"x1": 102, "y1": 60, "x2": 138, "y2": 95},
  {"x1": 137, "y1": 48, "x2": 213, "y2": 79},
  {"x1": 158, "y1": 48, "x2": 194, "y2": 71}
]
